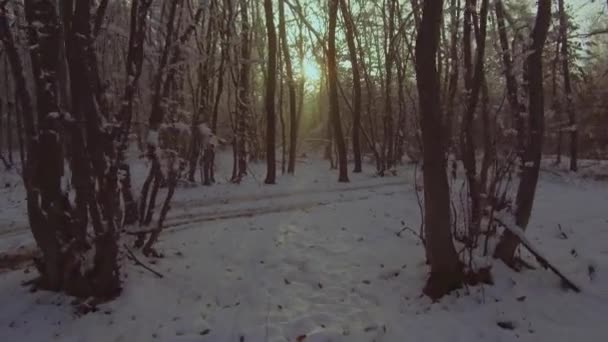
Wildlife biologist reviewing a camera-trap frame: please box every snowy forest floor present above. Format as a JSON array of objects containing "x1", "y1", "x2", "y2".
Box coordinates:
[{"x1": 1, "y1": 153, "x2": 608, "y2": 341}]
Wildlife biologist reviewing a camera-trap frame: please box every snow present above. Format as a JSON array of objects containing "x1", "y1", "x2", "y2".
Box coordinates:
[
  {"x1": 146, "y1": 130, "x2": 159, "y2": 147},
  {"x1": 1, "y1": 155, "x2": 608, "y2": 341}
]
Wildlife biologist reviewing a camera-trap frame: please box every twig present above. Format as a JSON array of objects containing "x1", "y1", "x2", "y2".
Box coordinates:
[
  {"x1": 395, "y1": 225, "x2": 424, "y2": 244},
  {"x1": 124, "y1": 244, "x2": 164, "y2": 278},
  {"x1": 413, "y1": 163, "x2": 425, "y2": 244}
]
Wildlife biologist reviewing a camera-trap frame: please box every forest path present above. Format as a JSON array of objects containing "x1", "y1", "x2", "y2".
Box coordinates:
[
  {"x1": 0, "y1": 162, "x2": 414, "y2": 255},
  {"x1": 162, "y1": 178, "x2": 407, "y2": 231}
]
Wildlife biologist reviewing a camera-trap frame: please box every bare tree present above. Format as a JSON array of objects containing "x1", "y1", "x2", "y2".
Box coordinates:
[
  {"x1": 234, "y1": 0, "x2": 251, "y2": 182},
  {"x1": 339, "y1": 0, "x2": 362, "y2": 173},
  {"x1": 278, "y1": 0, "x2": 298, "y2": 174},
  {"x1": 494, "y1": 0, "x2": 552, "y2": 265},
  {"x1": 264, "y1": 0, "x2": 278, "y2": 184},
  {"x1": 328, "y1": 0, "x2": 349, "y2": 182},
  {"x1": 558, "y1": 0, "x2": 577, "y2": 171},
  {"x1": 495, "y1": 0, "x2": 525, "y2": 161},
  {"x1": 460, "y1": 0, "x2": 489, "y2": 240},
  {"x1": 415, "y1": 0, "x2": 463, "y2": 299},
  {"x1": 0, "y1": 0, "x2": 126, "y2": 297},
  {"x1": 444, "y1": 0, "x2": 460, "y2": 147}
]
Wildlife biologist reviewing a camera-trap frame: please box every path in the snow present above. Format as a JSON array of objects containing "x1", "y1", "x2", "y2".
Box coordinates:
[
  {"x1": 162, "y1": 179, "x2": 406, "y2": 231},
  {"x1": 0, "y1": 174, "x2": 411, "y2": 254}
]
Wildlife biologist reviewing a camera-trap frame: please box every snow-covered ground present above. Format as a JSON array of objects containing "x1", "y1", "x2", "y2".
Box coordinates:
[{"x1": 1, "y1": 155, "x2": 608, "y2": 341}]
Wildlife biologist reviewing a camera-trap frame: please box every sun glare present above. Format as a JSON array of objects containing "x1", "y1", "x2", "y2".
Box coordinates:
[{"x1": 302, "y1": 60, "x2": 321, "y2": 83}]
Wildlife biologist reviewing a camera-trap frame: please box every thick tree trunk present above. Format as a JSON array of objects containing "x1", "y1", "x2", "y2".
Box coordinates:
[
  {"x1": 328, "y1": 0, "x2": 349, "y2": 182},
  {"x1": 264, "y1": 0, "x2": 277, "y2": 184},
  {"x1": 415, "y1": 0, "x2": 463, "y2": 299},
  {"x1": 494, "y1": 0, "x2": 551, "y2": 265},
  {"x1": 1, "y1": 0, "x2": 122, "y2": 298},
  {"x1": 558, "y1": 0, "x2": 577, "y2": 172}
]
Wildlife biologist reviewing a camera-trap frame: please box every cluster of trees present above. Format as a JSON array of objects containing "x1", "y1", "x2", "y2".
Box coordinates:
[{"x1": 0, "y1": 0, "x2": 606, "y2": 299}]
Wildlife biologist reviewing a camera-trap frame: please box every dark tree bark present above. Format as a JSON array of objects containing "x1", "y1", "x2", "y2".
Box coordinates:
[
  {"x1": 460, "y1": 0, "x2": 489, "y2": 240},
  {"x1": 0, "y1": 99, "x2": 4, "y2": 168},
  {"x1": 212, "y1": 0, "x2": 233, "y2": 134},
  {"x1": 235, "y1": 0, "x2": 251, "y2": 181},
  {"x1": 479, "y1": 75, "x2": 493, "y2": 194},
  {"x1": 339, "y1": 0, "x2": 362, "y2": 173},
  {"x1": 328, "y1": 0, "x2": 349, "y2": 182},
  {"x1": 1, "y1": 0, "x2": 122, "y2": 297},
  {"x1": 552, "y1": 40, "x2": 562, "y2": 165},
  {"x1": 558, "y1": 0, "x2": 577, "y2": 172},
  {"x1": 494, "y1": 0, "x2": 552, "y2": 265},
  {"x1": 279, "y1": 55, "x2": 287, "y2": 174},
  {"x1": 0, "y1": 60, "x2": 4, "y2": 163},
  {"x1": 382, "y1": 0, "x2": 397, "y2": 172},
  {"x1": 415, "y1": 0, "x2": 462, "y2": 299},
  {"x1": 4, "y1": 55, "x2": 14, "y2": 165},
  {"x1": 264, "y1": 0, "x2": 277, "y2": 184},
  {"x1": 278, "y1": 0, "x2": 298, "y2": 174}
]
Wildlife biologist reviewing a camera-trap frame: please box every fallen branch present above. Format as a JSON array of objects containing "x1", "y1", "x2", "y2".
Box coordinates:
[
  {"x1": 124, "y1": 244, "x2": 164, "y2": 278},
  {"x1": 494, "y1": 215, "x2": 581, "y2": 292}
]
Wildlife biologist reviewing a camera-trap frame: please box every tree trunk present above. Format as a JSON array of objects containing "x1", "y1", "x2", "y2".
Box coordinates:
[
  {"x1": 495, "y1": 0, "x2": 525, "y2": 162},
  {"x1": 328, "y1": 0, "x2": 349, "y2": 182},
  {"x1": 339, "y1": 0, "x2": 362, "y2": 173},
  {"x1": 382, "y1": 0, "x2": 397, "y2": 172},
  {"x1": 479, "y1": 75, "x2": 493, "y2": 194},
  {"x1": 494, "y1": 0, "x2": 551, "y2": 265},
  {"x1": 148, "y1": 0, "x2": 180, "y2": 132},
  {"x1": 415, "y1": 0, "x2": 463, "y2": 299},
  {"x1": 264, "y1": 0, "x2": 277, "y2": 184},
  {"x1": 460, "y1": 0, "x2": 489, "y2": 240},
  {"x1": 444, "y1": 0, "x2": 460, "y2": 148},
  {"x1": 551, "y1": 40, "x2": 562, "y2": 164},
  {"x1": 558, "y1": 0, "x2": 577, "y2": 172},
  {"x1": 279, "y1": 62, "x2": 287, "y2": 174},
  {"x1": 236, "y1": 0, "x2": 251, "y2": 181},
  {"x1": 6, "y1": 62, "x2": 13, "y2": 165},
  {"x1": 278, "y1": 0, "x2": 298, "y2": 174},
  {"x1": 115, "y1": 0, "x2": 154, "y2": 225},
  {"x1": 189, "y1": 5, "x2": 216, "y2": 182},
  {"x1": 0, "y1": 68, "x2": 4, "y2": 159},
  {"x1": 1, "y1": 0, "x2": 122, "y2": 298}
]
